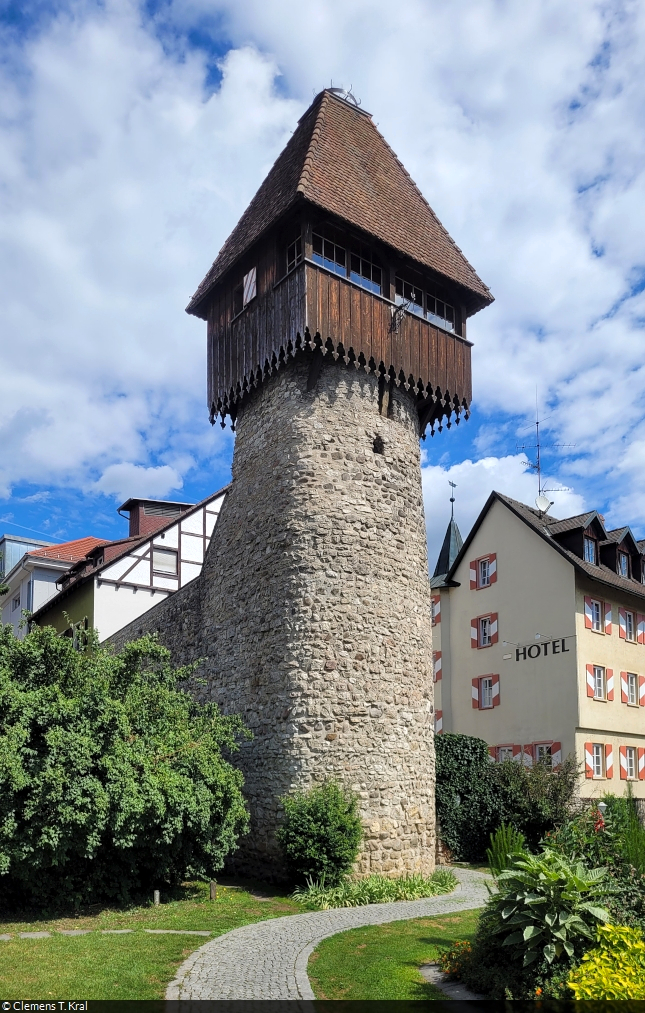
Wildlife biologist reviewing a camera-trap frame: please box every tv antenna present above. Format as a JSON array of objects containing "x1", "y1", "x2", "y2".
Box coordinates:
[
  {"x1": 516, "y1": 392, "x2": 573, "y2": 514},
  {"x1": 449, "y1": 481, "x2": 457, "y2": 520}
]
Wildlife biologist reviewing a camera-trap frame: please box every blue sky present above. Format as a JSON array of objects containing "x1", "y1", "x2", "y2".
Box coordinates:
[{"x1": 1, "y1": 0, "x2": 644, "y2": 567}]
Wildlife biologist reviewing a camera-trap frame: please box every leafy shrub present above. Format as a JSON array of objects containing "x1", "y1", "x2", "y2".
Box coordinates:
[
  {"x1": 438, "y1": 939, "x2": 472, "y2": 978},
  {"x1": 0, "y1": 625, "x2": 250, "y2": 908},
  {"x1": 457, "y1": 850, "x2": 608, "y2": 999},
  {"x1": 435, "y1": 733, "x2": 579, "y2": 860},
  {"x1": 568, "y1": 924, "x2": 645, "y2": 999},
  {"x1": 486, "y1": 823, "x2": 526, "y2": 876},
  {"x1": 292, "y1": 868, "x2": 456, "y2": 909},
  {"x1": 492, "y1": 850, "x2": 609, "y2": 967},
  {"x1": 276, "y1": 779, "x2": 362, "y2": 885}
]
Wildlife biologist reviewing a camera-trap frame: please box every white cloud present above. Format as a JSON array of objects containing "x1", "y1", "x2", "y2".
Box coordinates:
[
  {"x1": 1, "y1": 0, "x2": 645, "y2": 547},
  {"x1": 422, "y1": 455, "x2": 587, "y2": 570},
  {"x1": 94, "y1": 462, "x2": 183, "y2": 502}
]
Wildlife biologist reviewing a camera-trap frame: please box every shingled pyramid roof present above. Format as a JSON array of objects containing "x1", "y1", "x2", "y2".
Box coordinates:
[{"x1": 187, "y1": 89, "x2": 493, "y2": 319}]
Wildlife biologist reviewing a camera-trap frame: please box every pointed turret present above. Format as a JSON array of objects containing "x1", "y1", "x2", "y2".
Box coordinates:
[{"x1": 432, "y1": 516, "x2": 464, "y2": 586}]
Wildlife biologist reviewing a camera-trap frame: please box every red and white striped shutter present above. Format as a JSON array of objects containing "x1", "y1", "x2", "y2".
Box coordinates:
[
  {"x1": 432, "y1": 595, "x2": 441, "y2": 623},
  {"x1": 433, "y1": 651, "x2": 442, "y2": 682},
  {"x1": 606, "y1": 669, "x2": 614, "y2": 701},
  {"x1": 492, "y1": 673, "x2": 500, "y2": 707},
  {"x1": 586, "y1": 664, "x2": 595, "y2": 697},
  {"x1": 512, "y1": 744, "x2": 522, "y2": 761},
  {"x1": 619, "y1": 608, "x2": 627, "y2": 640},
  {"x1": 471, "y1": 618, "x2": 478, "y2": 648},
  {"x1": 605, "y1": 602, "x2": 612, "y2": 635},
  {"x1": 435, "y1": 711, "x2": 443, "y2": 734},
  {"x1": 471, "y1": 677, "x2": 480, "y2": 708},
  {"x1": 640, "y1": 675, "x2": 645, "y2": 706},
  {"x1": 584, "y1": 596, "x2": 593, "y2": 629},
  {"x1": 584, "y1": 742, "x2": 594, "y2": 778},
  {"x1": 619, "y1": 745, "x2": 628, "y2": 780},
  {"x1": 469, "y1": 561, "x2": 477, "y2": 590},
  {"x1": 489, "y1": 553, "x2": 497, "y2": 584},
  {"x1": 490, "y1": 613, "x2": 499, "y2": 645},
  {"x1": 551, "y1": 742, "x2": 562, "y2": 766},
  {"x1": 638, "y1": 613, "x2": 645, "y2": 645},
  {"x1": 621, "y1": 672, "x2": 629, "y2": 704},
  {"x1": 523, "y1": 745, "x2": 533, "y2": 767},
  {"x1": 605, "y1": 744, "x2": 614, "y2": 779},
  {"x1": 639, "y1": 748, "x2": 645, "y2": 780}
]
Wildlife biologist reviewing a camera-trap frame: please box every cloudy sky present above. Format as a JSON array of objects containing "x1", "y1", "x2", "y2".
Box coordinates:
[{"x1": 1, "y1": 0, "x2": 644, "y2": 566}]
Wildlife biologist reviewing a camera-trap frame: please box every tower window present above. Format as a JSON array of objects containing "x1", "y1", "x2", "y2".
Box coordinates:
[
  {"x1": 312, "y1": 232, "x2": 346, "y2": 277},
  {"x1": 583, "y1": 536, "x2": 597, "y2": 564},
  {"x1": 286, "y1": 235, "x2": 302, "y2": 273},
  {"x1": 350, "y1": 246, "x2": 382, "y2": 294},
  {"x1": 395, "y1": 276, "x2": 455, "y2": 331}
]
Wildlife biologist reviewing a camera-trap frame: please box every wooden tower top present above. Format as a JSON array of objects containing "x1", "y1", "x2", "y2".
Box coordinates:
[{"x1": 188, "y1": 88, "x2": 493, "y2": 435}]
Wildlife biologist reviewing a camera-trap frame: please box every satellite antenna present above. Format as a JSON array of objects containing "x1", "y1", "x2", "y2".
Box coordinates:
[{"x1": 449, "y1": 481, "x2": 457, "y2": 520}]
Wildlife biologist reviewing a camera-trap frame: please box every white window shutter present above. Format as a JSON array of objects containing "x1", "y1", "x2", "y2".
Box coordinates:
[
  {"x1": 489, "y1": 553, "x2": 497, "y2": 583},
  {"x1": 619, "y1": 607, "x2": 627, "y2": 640},
  {"x1": 470, "y1": 619, "x2": 478, "y2": 648},
  {"x1": 469, "y1": 561, "x2": 477, "y2": 590},
  {"x1": 621, "y1": 672, "x2": 629, "y2": 704},
  {"x1": 584, "y1": 742, "x2": 594, "y2": 778},
  {"x1": 586, "y1": 664, "x2": 595, "y2": 697},
  {"x1": 606, "y1": 669, "x2": 614, "y2": 701},
  {"x1": 605, "y1": 744, "x2": 614, "y2": 779},
  {"x1": 490, "y1": 613, "x2": 498, "y2": 644},
  {"x1": 619, "y1": 745, "x2": 628, "y2": 780},
  {"x1": 492, "y1": 673, "x2": 500, "y2": 707},
  {"x1": 584, "y1": 596, "x2": 593, "y2": 629},
  {"x1": 471, "y1": 678, "x2": 480, "y2": 708},
  {"x1": 604, "y1": 602, "x2": 612, "y2": 634}
]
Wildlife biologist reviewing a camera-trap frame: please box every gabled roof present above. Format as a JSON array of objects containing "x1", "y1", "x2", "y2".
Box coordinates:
[
  {"x1": 447, "y1": 492, "x2": 645, "y2": 602},
  {"x1": 602, "y1": 527, "x2": 641, "y2": 553},
  {"x1": 431, "y1": 517, "x2": 463, "y2": 587},
  {"x1": 30, "y1": 537, "x2": 106, "y2": 562},
  {"x1": 548, "y1": 512, "x2": 605, "y2": 538},
  {"x1": 31, "y1": 486, "x2": 230, "y2": 621},
  {"x1": 187, "y1": 90, "x2": 493, "y2": 318}
]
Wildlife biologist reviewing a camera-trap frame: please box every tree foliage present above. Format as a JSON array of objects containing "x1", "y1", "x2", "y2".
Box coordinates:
[
  {"x1": 435, "y1": 733, "x2": 579, "y2": 860},
  {"x1": 0, "y1": 624, "x2": 250, "y2": 907}
]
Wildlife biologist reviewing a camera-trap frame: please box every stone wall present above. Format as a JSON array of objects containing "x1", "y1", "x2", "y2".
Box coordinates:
[{"x1": 110, "y1": 357, "x2": 436, "y2": 880}]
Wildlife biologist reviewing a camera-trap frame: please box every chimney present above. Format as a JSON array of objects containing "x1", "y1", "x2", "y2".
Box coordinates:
[{"x1": 118, "y1": 499, "x2": 194, "y2": 538}]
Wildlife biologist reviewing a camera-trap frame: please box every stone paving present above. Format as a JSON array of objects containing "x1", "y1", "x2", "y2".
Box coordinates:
[{"x1": 166, "y1": 869, "x2": 491, "y2": 1000}]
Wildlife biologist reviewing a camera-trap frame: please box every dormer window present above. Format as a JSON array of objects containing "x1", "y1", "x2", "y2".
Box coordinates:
[
  {"x1": 618, "y1": 551, "x2": 630, "y2": 578},
  {"x1": 583, "y1": 536, "x2": 597, "y2": 565}
]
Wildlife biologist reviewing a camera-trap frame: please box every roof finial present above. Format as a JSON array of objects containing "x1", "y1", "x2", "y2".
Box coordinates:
[{"x1": 449, "y1": 480, "x2": 457, "y2": 520}]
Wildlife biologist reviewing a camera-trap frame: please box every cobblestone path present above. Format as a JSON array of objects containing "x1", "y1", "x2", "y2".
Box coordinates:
[{"x1": 166, "y1": 869, "x2": 490, "y2": 1000}]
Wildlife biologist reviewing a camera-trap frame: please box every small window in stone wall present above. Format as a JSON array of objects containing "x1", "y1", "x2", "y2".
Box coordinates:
[{"x1": 373, "y1": 435, "x2": 385, "y2": 454}]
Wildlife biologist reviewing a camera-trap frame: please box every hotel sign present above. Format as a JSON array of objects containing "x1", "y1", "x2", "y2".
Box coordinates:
[{"x1": 503, "y1": 635, "x2": 575, "y2": 662}]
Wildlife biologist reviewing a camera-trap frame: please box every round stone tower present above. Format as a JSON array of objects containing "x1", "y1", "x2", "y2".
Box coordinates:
[
  {"x1": 199, "y1": 358, "x2": 435, "y2": 876},
  {"x1": 168, "y1": 87, "x2": 493, "y2": 879}
]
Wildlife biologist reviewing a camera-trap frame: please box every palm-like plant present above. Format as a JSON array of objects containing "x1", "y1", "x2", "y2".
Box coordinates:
[{"x1": 490, "y1": 849, "x2": 610, "y2": 967}]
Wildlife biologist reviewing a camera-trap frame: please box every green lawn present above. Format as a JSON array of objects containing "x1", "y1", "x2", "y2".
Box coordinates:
[
  {"x1": 308, "y1": 909, "x2": 481, "y2": 1000},
  {"x1": 0, "y1": 879, "x2": 301, "y2": 999}
]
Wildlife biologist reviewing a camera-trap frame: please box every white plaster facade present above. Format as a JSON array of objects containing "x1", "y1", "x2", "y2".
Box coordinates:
[
  {"x1": 434, "y1": 493, "x2": 645, "y2": 799},
  {"x1": 33, "y1": 490, "x2": 227, "y2": 642}
]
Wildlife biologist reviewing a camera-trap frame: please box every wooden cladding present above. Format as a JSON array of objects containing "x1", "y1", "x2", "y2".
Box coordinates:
[{"x1": 207, "y1": 261, "x2": 472, "y2": 436}]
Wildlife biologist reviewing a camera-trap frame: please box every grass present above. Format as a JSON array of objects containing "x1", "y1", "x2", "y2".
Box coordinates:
[
  {"x1": 308, "y1": 909, "x2": 481, "y2": 1000},
  {"x1": 0, "y1": 879, "x2": 301, "y2": 999},
  {"x1": 293, "y1": 869, "x2": 457, "y2": 909}
]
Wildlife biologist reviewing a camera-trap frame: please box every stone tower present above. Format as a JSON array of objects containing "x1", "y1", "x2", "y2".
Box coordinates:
[{"x1": 114, "y1": 89, "x2": 493, "y2": 879}]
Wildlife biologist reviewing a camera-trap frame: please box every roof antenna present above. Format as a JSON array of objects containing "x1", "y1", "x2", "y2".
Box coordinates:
[
  {"x1": 516, "y1": 388, "x2": 573, "y2": 514},
  {"x1": 449, "y1": 480, "x2": 457, "y2": 520},
  {"x1": 328, "y1": 84, "x2": 361, "y2": 107}
]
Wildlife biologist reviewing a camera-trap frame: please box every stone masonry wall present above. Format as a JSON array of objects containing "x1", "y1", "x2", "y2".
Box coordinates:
[{"x1": 110, "y1": 358, "x2": 436, "y2": 880}]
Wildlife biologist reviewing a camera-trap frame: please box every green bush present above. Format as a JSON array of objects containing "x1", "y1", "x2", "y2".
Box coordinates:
[
  {"x1": 276, "y1": 779, "x2": 362, "y2": 885},
  {"x1": 568, "y1": 924, "x2": 645, "y2": 999},
  {"x1": 0, "y1": 625, "x2": 250, "y2": 908},
  {"x1": 458, "y1": 850, "x2": 609, "y2": 999},
  {"x1": 486, "y1": 823, "x2": 526, "y2": 877},
  {"x1": 435, "y1": 733, "x2": 578, "y2": 860},
  {"x1": 292, "y1": 869, "x2": 456, "y2": 909}
]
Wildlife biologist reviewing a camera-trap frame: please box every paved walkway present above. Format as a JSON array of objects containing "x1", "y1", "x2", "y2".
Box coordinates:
[{"x1": 166, "y1": 868, "x2": 491, "y2": 1000}]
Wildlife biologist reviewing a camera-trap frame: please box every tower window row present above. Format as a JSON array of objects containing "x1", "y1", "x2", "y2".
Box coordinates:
[{"x1": 312, "y1": 232, "x2": 383, "y2": 295}]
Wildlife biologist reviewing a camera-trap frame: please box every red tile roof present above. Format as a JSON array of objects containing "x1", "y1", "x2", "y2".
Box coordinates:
[
  {"x1": 187, "y1": 90, "x2": 493, "y2": 318},
  {"x1": 30, "y1": 537, "x2": 106, "y2": 563}
]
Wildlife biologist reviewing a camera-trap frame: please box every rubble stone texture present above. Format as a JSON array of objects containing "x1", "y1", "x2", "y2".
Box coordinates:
[{"x1": 111, "y1": 357, "x2": 436, "y2": 879}]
